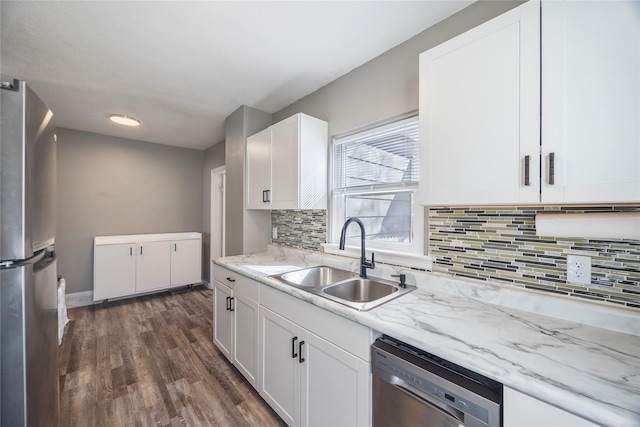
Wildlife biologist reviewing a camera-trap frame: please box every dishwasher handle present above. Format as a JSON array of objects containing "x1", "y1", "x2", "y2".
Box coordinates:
[{"x1": 390, "y1": 375, "x2": 465, "y2": 424}]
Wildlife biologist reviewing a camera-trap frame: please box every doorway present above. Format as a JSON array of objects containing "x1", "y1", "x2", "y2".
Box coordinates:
[{"x1": 211, "y1": 166, "x2": 226, "y2": 286}]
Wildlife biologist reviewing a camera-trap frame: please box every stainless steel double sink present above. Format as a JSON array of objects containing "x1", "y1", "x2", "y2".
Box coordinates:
[{"x1": 269, "y1": 265, "x2": 415, "y2": 311}]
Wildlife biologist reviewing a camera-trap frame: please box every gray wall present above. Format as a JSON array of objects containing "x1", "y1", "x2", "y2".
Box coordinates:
[
  {"x1": 273, "y1": 1, "x2": 523, "y2": 135},
  {"x1": 202, "y1": 141, "x2": 225, "y2": 283},
  {"x1": 56, "y1": 128, "x2": 203, "y2": 294},
  {"x1": 224, "y1": 105, "x2": 271, "y2": 256}
]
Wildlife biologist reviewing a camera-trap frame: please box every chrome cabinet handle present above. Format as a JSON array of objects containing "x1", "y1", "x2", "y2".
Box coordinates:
[
  {"x1": 549, "y1": 152, "x2": 555, "y2": 185},
  {"x1": 524, "y1": 155, "x2": 531, "y2": 186},
  {"x1": 229, "y1": 297, "x2": 235, "y2": 312},
  {"x1": 266, "y1": 189, "x2": 271, "y2": 203},
  {"x1": 262, "y1": 190, "x2": 267, "y2": 203},
  {"x1": 226, "y1": 296, "x2": 231, "y2": 310},
  {"x1": 298, "y1": 341, "x2": 305, "y2": 363},
  {"x1": 291, "y1": 337, "x2": 298, "y2": 359}
]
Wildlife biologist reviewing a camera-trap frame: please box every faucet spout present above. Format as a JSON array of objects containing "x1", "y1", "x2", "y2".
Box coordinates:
[{"x1": 339, "y1": 217, "x2": 375, "y2": 278}]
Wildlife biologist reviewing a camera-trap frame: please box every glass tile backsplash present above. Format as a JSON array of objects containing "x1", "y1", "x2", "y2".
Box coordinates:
[
  {"x1": 429, "y1": 206, "x2": 640, "y2": 309},
  {"x1": 271, "y1": 206, "x2": 640, "y2": 310}
]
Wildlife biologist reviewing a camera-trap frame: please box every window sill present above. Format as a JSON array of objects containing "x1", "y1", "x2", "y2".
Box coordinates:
[{"x1": 322, "y1": 243, "x2": 433, "y2": 271}]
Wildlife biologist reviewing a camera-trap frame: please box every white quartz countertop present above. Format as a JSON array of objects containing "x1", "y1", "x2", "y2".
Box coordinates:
[{"x1": 214, "y1": 246, "x2": 640, "y2": 427}]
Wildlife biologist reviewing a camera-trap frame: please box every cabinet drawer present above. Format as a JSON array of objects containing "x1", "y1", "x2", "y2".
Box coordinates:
[
  {"x1": 260, "y1": 284, "x2": 370, "y2": 361},
  {"x1": 213, "y1": 265, "x2": 259, "y2": 301}
]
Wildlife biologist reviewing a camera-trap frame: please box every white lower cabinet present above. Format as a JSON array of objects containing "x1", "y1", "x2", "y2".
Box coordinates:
[
  {"x1": 259, "y1": 285, "x2": 370, "y2": 427},
  {"x1": 135, "y1": 241, "x2": 170, "y2": 292},
  {"x1": 170, "y1": 238, "x2": 202, "y2": 286},
  {"x1": 93, "y1": 232, "x2": 202, "y2": 302},
  {"x1": 299, "y1": 328, "x2": 369, "y2": 427},
  {"x1": 213, "y1": 280, "x2": 234, "y2": 360},
  {"x1": 213, "y1": 265, "x2": 371, "y2": 427},
  {"x1": 213, "y1": 264, "x2": 260, "y2": 389},
  {"x1": 260, "y1": 308, "x2": 299, "y2": 426},
  {"x1": 504, "y1": 387, "x2": 598, "y2": 427},
  {"x1": 93, "y1": 243, "x2": 136, "y2": 300}
]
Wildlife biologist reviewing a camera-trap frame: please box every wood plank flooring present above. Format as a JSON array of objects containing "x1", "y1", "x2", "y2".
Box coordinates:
[{"x1": 59, "y1": 287, "x2": 287, "y2": 427}]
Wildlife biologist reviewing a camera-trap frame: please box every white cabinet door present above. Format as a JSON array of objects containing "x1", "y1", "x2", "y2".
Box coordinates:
[
  {"x1": 504, "y1": 387, "x2": 598, "y2": 427},
  {"x1": 214, "y1": 281, "x2": 233, "y2": 361},
  {"x1": 246, "y1": 128, "x2": 271, "y2": 210},
  {"x1": 170, "y1": 239, "x2": 201, "y2": 287},
  {"x1": 541, "y1": 0, "x2": 640, "y2": 203},
  {"x1": 300, "y1": 330, "x2": 369, "y2": 427},
  {"x1": 419, "y1": 1, "x2": 540, "y2": 205},
  {"x1": 135, "y1": 241, "x2": 171, "y2": 292},
  {"x1": 93, "y1": 243, "x2": 136, "y2": 301},
  {"x1": 260, "y1": 307, "x2": 300, "y2": 426},
  {"x1": 270, "y1": 114, "x2": 299, "y2": 209},
  {"x1": 246, "y1": 113, "x2": 328, "y2": 211},
  {"x1": 233, "y1": 293, "x2": 259, "y2": 389}
]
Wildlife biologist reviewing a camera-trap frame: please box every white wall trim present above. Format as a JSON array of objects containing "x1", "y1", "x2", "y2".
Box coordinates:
[{"x1": 65, "y1": 290, "x2": 95, "y2": 308}]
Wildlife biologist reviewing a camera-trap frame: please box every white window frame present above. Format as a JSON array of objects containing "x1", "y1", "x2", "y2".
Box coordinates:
[{"x1": 324, "y1": 113, "x2": 431, "y2": 270}]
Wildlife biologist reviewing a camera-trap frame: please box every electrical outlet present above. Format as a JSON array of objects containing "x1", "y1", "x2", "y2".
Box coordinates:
[
  {"x1": 567, "y1": 255, "x2": 591, "y2": 285},
  {"x1": 272, "y1": 227, "x2": 278, "y2": 239}
]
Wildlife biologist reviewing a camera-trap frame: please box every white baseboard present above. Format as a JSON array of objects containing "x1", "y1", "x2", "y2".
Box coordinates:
[
  {"x1": 66, "y1": 281, "x2": 210, "y2": 309},
  {"x1": 65, "y1": 290, "x2": 95, "y2": 308}
]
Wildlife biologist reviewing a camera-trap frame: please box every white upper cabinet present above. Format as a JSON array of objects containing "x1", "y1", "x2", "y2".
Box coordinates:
[
  {"x1": 246, "y1": 113, "x2": 328, "y2": 210},
  {"x1": 246, "y1": 128, "x2": 271, "y2": 210},
  {"x1": 541, "y1": 0, "x2": 640, "y2": 203},
  {"x1": 420, "y1": 0, "x2": 540, "y2": 205},
  {"x1": 420, "y1": 0, "x2": 640, "y2": 206}
]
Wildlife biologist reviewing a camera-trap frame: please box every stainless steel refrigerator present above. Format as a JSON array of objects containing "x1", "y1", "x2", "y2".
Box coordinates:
[{"x1": 1, "y1": 79, "x2": 59, "y2": 426}]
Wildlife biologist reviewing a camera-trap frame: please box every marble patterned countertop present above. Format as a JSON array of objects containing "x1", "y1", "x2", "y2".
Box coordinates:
[{"x1": 214, "y1": 245, "x2": 640, "y2": 427}]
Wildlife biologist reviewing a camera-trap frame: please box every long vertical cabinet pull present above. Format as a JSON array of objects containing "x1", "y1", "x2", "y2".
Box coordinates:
[
  {"x1": 226, "y1": 296, "x2": 231, "y2": 310},
  {"x1": 266, "y1": 190, "x2": 271, "y2": 203},
  {"x1": 291, "y1": 337, "x2": 298, "y2": 358},
  {"x1": 140, "y1": 246, "x2": 143, "y2": 255},
  {"x1": 229, "y1": 297, "x2": 235, "y2": 312},
  {"x1": 524, "y1": 155, "x2": 531, "y2": 186},
  {"x1": 298, "y1": 341, "x2": 305, "y2": 363},
  {"x1": 548, "y1": 152, "x2": 555, "y2": 185},
  {"x1": 130, "y1": 247, "x2": 132, "y2": 256},
  {"x1": 262, "y1": 190, "x2": 267, "y2": 203},
  {"x1": 174, "y1": 243, "x2": 177, "y2": 251}
]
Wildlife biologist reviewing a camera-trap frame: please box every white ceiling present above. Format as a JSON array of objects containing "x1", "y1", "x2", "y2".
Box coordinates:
[{"x1": 1, "y1": 1, "x2": 473, "y2": 151}]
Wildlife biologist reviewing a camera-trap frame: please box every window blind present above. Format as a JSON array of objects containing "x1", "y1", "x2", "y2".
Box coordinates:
[{"x1": 333, "y1": 116, "x2": 419, "y2": 193}]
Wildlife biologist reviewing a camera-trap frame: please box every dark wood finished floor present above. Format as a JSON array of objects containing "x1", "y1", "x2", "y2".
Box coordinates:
[{"x1": 59, "y1": 287, "x2": 287, "y2": 427}]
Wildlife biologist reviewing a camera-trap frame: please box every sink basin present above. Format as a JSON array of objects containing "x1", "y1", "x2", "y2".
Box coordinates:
[
  {"x1": 271, "y1": 265, "x2": 355, "y2": 288},
  {"x1": 269, "y1": 265, "x2": 415, "y2": 311},
  {"x1": 323, "y1": 278, "x2": 397, "y2": 302},
  {"x1": 321, "y1": 277, "x2": 414, "y2": 311}
]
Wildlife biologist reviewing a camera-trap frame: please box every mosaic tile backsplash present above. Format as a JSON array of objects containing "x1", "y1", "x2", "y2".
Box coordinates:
[
  {"x1": 429, "y1": 206, "x2": 640, "y2": 309},
  {"x1": 271, "y1": 206, "x2": 640, "y2": 310},
  {"x1": 271, "y1": 210, "x2": 326, "y2": 252}
]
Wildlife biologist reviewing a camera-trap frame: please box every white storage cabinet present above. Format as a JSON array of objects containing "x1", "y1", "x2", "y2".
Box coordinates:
[
  {"x1": 504, "y1": 387, "x2": 599, "y2": 427},
  {"x1": 93, "y1": 232, "x2": 202, "y2": 302},
  {"x1": 212, "y1": 264, "x2": 260, "y2": 389},
  {"x1": 259, "y1": 284, "x2": 370, "y2": 427},
  {"x1": 246, "y1": 113, "x2": 328, "y2": 210},
  {"x1": 420, "y1": 0, "x2": 639, "y2": 205}
]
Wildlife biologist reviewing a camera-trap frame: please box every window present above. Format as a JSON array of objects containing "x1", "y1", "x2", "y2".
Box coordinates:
[{"x1": 330, "y1": 115, "x2": 423, "y2": 257}]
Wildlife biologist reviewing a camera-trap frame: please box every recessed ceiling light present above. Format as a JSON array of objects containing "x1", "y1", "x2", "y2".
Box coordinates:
[{"x1": 109, "y1": 114, "x2": 140, "y2": 127}]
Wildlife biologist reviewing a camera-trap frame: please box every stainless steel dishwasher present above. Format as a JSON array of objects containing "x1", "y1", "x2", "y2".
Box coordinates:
[{"x1": 372, "y1": 335, "x2": 502, "y2": 427}]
